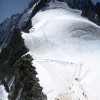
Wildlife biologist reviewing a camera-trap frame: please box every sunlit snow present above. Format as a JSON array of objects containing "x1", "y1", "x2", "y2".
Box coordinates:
[
  {"x1": 0, "y1": 85, "x2": 8, "y2": 100},
  {"x1": 22, "y1": 1, "x2": 100, "y2": 100}
]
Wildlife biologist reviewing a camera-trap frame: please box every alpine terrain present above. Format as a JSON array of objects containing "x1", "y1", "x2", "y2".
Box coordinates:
[{"x1": 0, "y1": 0, "x2": 100, "y2": 100}]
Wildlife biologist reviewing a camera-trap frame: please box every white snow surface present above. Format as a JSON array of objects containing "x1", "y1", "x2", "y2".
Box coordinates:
[
  {"x1": 0, "y1": 85, "x2": 8, "y2": 100},
  {"x1": 22, "y1": 1, "x2": 100, "y2": 100}
]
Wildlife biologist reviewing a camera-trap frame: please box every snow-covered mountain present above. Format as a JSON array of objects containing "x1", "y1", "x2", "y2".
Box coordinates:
[
  {"x1": 22, "y1": 1, "x2": 100, "y2": 100},
  {"x1": 0, "y1": 0, "x2": 100, "y2": 100}
]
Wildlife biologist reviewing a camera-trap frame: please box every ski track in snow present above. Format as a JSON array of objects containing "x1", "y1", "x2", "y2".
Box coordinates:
[{"x1": 22, "y1": 1, "x2": 100, "y2": 100}]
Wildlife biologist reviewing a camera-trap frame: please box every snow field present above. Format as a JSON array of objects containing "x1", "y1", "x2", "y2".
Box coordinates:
[{"x1": 22, "y1": 1, "x2": 100, "y2": 100}]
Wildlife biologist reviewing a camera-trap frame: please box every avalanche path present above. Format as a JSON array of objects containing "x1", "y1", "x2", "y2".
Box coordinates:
[{"x1": 22, "y1": 1, "x2": 100, "y2": 100}]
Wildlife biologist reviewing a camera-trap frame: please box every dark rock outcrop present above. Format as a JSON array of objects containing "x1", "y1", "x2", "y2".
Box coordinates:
[
  {"x1": 0, "y1": 28, "x2": 28, "y2": 79},
  {"x1": 94, "y1": 2, "x2": 100, "y2": 24},
  {"x1": 95, "y1": 2, "x2": 100, "y2": 17},
  {"x1": 8, "y1": 54, "x2": 47, "y2": 100}
]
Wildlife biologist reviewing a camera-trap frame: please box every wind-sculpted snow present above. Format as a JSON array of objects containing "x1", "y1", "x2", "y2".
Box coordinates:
[{"x1": 22, "y1": 1, "x2": 100, "y2": 100}]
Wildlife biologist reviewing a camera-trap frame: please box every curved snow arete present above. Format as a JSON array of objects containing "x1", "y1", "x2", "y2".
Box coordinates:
[{"x1": 22, "y1": 1, "x2": 100, "y2": 100}]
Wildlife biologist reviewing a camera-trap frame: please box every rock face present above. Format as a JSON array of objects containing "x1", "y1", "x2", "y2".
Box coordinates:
[
  {"x1": 94, "y1": 2, "x2": 100, "y2": 25},
  {"x1": 0, "y1": 14, "x2": 22, "y2": 51},
  {"x1": 0, "y1": 28, "x2": 28, "y2": 79},
  {"x1": 0, "y1": 0, "x2": 100, "y2": 99},
  {"x1": 95, "y1": 2, "x2": 100, "y2": 17},
  {"x1": 8, "y1": 54, "x2": 47, "y2": 100}
]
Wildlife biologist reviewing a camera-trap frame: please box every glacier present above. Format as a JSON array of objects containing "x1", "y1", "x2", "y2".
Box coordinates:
[{"x1": 22, "y1": 1, "x2": 100, "y2": 100}]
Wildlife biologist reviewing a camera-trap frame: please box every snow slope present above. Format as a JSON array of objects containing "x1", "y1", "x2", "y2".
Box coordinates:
[
  {"x1": 22, "y1": 1, "x2": 100, "y2": 100},
  {"x1": 0, "y1": 85, "x2": 8, "y2": 100}
]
